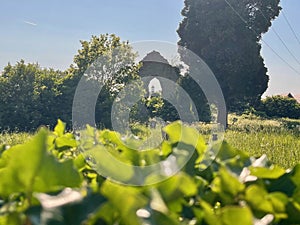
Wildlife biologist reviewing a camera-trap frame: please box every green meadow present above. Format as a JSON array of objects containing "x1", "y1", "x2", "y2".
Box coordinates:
[{"x1": 1, "y1": 114, "x2": 299, "y2": 169}]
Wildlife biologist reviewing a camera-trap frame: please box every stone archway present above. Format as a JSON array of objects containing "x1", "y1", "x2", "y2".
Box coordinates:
[
  {"x1": 148, "y1": 77, "x2": 162, "y2": 97},
  {"x1": 138, "y1": 51, "x2": 180, "y2": 96}
]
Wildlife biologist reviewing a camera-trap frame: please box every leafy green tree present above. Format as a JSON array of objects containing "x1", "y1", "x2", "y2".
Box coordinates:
[
  {"x1": 130, "y1": 99, "x2": 150, "y2": 124},
  {"x1": 0, "y1": 61, "x2": 37, "y2": 130},
  {"x1": 72, "y1": 34, "x2": 139, "y2": 93},
  {"x1": 130, "y1": 97, "x2": 180, "y2": 125},
  {"x1": 0, "y1": 34, "x2": 142, "y2": 130},
  {"x1": 33, "y1": 68, "x2": 65, "y2": 127},
  {"x1": 145, "y1": 96, "x2": 164, "y2": 118},
  {"x1": 179, "y1": 75, "x2": 211, "y2": 122},
  {"x1": 0, "y1": 61, "x2": 63, "y2": 130},
  {"x1": 159, "y1": 99, "x2": 180, "y2": 122},
  {"x1": 60, "y1": 34, "x2": 141, "y2": 128},
  {"x1": 177, "y1": 0, "x2": 281, "y2": 112}
]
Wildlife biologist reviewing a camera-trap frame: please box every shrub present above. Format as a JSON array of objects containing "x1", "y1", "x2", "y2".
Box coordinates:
[{"x1": 261, "y1": 95, "x2": 300, "y2": 119}]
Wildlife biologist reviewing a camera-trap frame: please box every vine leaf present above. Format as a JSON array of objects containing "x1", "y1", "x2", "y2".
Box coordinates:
[{"x1": 0, "y1": 128, "x2": 82, "y2": 198}]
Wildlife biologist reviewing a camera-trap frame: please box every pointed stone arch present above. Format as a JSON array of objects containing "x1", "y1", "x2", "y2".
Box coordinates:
[
  {"x1": 148, "y1": 77, "x2": 162, "y2": 97},
  {"x1": 138, "y1": 51, "x2": 180, "y2": 95}
]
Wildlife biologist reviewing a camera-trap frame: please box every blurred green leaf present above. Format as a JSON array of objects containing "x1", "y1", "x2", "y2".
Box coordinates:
[
  {"x1": 91, "y1": 202, "x2": 115, "y2": 225},
  {"x1": 211, "y1": 167, "x2": 245, "y2": 204},
  {"x1": 0, "y1": 129, "x2": 82, "y2": 198},
  {"x1": 217, "y1": 142, "x2": 250, "y2": 162},
  {"x1": 286, "y1": 200, "x2": 300, "y2": 224},
  {"x1": 164, "y1": 121, "x2": 206, "y2": 155},
  {"x1": 268, "y1": 192, "x2": 289, "y2": 219},
  {"x1": 220, "y1": 206, "x2": 253, "y2": 225},
  {"x1": 290, "y1": 164, "x2": 300, "y2": 187},
  {"x1": 54, "y1": 119, "x2": 66, "y2": 137},
  {"x1": 147, "y1": 210, "x2": 180, "y2": 225},
  {"x1": 27, "y1": 190, "x2": 105, "y2": 225},
  {"x1": 157, "y1": 172, "x2": 197, "y2": 201},
  {"x1": 268, "y1": 164, "x2": 300, "y2": 196},
  {"x1": 245, "y1": 185, "x2": 275, "y2": 213},
  {"x1": 82, "y1": 145, "x2": 134, "y2": 183},
  {"x1": 160, "y1": 141, "x2": 172, "y2": 157},
  {"x1": 101, "y1": 180, "x2": 147, "y2": 225},
  {"x1": 55, "y1": 136, "x2": 77, "y2": 149},
  {"x1": 198, "y1": 200, "x2": 221, "y2": 225},
  {"x1": 246, "y1": 185, "x2": 288, "y2": 219},
  {"x1": 73, "y1": 154, "x2": 86, "y2": 171},
  {"x1": 250, "y1": 165, "x2": 286, "y2": 179},
  {"x1": 0, "y1": 213, "x2": 23, "y2": 225},
  {"x1": 293, "y1": 187, "x2": 300, "y2": 204}
]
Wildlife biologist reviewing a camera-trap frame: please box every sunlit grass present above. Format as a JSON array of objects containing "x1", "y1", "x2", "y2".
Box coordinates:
[
  {"x1": 195, "y1": 113, "x2": 300, "y2": 169},
  {"x1": 1, "y1": 114, "x2": 299, "y2": 169},
  {"x1": 0, "y1": 132, "x2": 32, "y2": 146},
  {"x1": 225, "y1": 130, "x2": 300, "y2": 169}
]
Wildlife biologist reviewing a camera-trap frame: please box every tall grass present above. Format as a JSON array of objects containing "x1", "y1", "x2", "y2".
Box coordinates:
[
  {"x1": 0, "y1": 114, "x2": 299, "y2": 169},
  {"x1": 194, "y1": 114, "x2": 300, "y2": 168},
  {"x1": 225, "y1": 131, "x2": 300, "y2": 169},
  {"x1": 224, "y1": 114, "x2": 300, "y2": 169},
  {"x1": 0, "y1": 131, "x2": 32, "y2": 146}
]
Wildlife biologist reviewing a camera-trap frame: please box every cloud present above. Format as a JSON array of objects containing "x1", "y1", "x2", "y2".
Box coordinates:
[{"x1": 23, "y1": 21, "x2": 37, "y2": 26}]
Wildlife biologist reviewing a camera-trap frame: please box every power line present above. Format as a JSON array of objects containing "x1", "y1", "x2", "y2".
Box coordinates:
[
  {"x1": 281, "y1": 10, "x2": 300, "y2": 47},
  {"x1": 256, "y1": 5, "x2": 300, "y2": 66},
  {"x1": 223, "y1": 0, "x2": 300, "y2": 76}
]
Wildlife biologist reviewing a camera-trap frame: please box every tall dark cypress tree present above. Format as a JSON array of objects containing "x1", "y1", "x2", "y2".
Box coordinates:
[{"x1": 177, "y1": 0, "x2": 281, "y2": 112}]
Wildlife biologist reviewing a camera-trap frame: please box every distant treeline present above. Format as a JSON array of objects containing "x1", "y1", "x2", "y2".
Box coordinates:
[
  {"x1": 0, "y1": 34, "x2": 299, "y2": 131},
  {"x1": 0, "y1": 34, "x2": 187, "y2": 131}
]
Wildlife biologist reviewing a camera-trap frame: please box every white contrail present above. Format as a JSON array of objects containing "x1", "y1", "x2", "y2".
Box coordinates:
[{"x1": 23, "y1": 21, "x2": 37, "y2": 26}]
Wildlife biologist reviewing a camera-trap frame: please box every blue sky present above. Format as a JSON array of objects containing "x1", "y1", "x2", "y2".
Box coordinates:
[
  {"x1": 261, "y1": 0, "x2": 300, "y2": 96},
  {"x1": 0, "y1": 0, "x2": 299, "y2": 96}
]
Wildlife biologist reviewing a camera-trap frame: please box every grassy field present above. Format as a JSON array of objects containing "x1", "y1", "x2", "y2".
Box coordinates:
[
  {"x1": 192, "y1": 114, "x2": 300, "y2": 169},
  {"x1": 1, "y1": 114, "x2": 299, "y2": 169},
  {"x1": 224, "y1": 114, "x2": 300, "y2": 169},
  {"x1": 0, "y1": 131, "x2": 32, "y2": 146},
  {"x1": 225, "y1": 130, "x2": 300, "y2": 169}
]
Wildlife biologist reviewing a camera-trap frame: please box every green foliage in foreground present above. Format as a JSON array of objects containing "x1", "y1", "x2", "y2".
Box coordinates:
[{"x1": 0, "y1": 120, "x2": 300, "y2": 225}]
